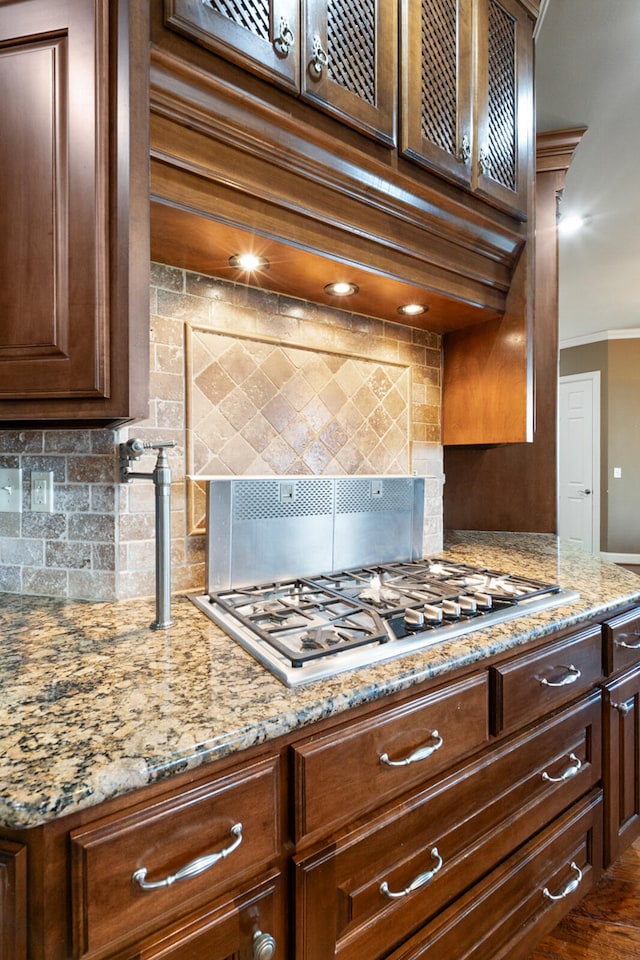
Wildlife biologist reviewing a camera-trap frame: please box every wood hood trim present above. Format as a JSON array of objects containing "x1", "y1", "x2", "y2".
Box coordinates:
[{"x1": 149, "y1": 44, "x2": 527, "y2": 329}]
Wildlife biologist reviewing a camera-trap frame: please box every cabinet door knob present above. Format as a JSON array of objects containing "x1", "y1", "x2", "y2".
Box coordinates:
[
  {"x1": 253, "y1": 930, "x2": 277, "y2": 960},
  {"x1": 309, "y1": 35, "x2": 328, "y2": 77},
  {"x1": 274, "y1": 18, "x2": 294, "y2": 56},
  {"x1": 613, "y1": 700, "x2": 631, "y2": 716}
]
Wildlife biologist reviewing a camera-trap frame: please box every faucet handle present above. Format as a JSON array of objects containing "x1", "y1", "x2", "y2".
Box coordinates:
[{"x1": 146, "y1": 440, "x2": 176, "y2": 451}]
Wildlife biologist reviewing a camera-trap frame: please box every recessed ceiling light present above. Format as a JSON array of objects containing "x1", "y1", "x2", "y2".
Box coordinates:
[
  {"x1": 324, "y1": 281, "x2": 359, "y2": 297},
  {"x1": 228, "y1": 253, "x2": 270, "y2": 271},
  {"x1": 397, "y1": 303, "x2": 428, "y2": 317}
]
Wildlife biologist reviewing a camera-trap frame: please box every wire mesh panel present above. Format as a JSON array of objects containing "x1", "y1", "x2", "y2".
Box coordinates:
[
  {"x1": 326, "y1": 0, "x2": 376, "y2": 104},
  {"x1": 203, "y1": 0, "x2": 271, "y2": 41},
  {"x1": 420, "y1": 0, "x2": 458, "y2": 157},
  {"x1": 487, "y1": 0, "x2": 516, "y2": 191}
]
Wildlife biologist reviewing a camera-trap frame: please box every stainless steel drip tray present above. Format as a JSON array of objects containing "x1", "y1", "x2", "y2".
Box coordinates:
[{"x1": 190, "y1": 587, "x2": 580, "y2": 687}]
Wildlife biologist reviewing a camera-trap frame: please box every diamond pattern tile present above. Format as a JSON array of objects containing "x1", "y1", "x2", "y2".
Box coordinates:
[{"x1": 187, "y1": 329, "x2": 411, "y2": 531}]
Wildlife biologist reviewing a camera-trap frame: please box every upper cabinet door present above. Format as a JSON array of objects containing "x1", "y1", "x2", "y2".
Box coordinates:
[
  {"x1": 301, "y1": 0, "x2": 397, "y2": 145},
  {"x1": 0, "y1": 1, "x2": 108, "y2": 402},
  {"x1": 165, "y1": 0, "x2": 300, "y2": 92},
  {"x1": 400, "y1": 0, "x2": 473, "y2": 188},
  {"x1": 474, "y1": 0, "x2": 533, "y2": 218},
  {"x1": 400, "y1": 0, "x2": 533, "y2": 218},
  {"x1": 0, "y1": 0, "x2": 149, "y2": 424}
]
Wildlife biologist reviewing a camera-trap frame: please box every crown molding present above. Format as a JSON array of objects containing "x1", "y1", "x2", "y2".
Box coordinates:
[{"x1": 560, "y1": 328, "x2": 640, "y2": 350}]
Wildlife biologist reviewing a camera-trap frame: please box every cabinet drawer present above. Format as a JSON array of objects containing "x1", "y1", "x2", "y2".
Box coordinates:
[
  {"x1": 490, "y1": 624, "x2": 603, "y2": 734},
  {"x1": 292, "y1": 673, "x2": 489, "y2": 842},
  {"x1": 294, "y1": 693, "x2": 601, "y2": 960},
  {"x1": 70, "y1": 756, "x2": 280, "y2": 958},
  {"x1": 603, "y1": 605, "x2": 640, "y2": 675},
  {"x1": 386, "y1": 789, "x2": 603, "y2": 960},
  {"x1": 122, "y1": 871, "x2": 283, "y2": 960}
]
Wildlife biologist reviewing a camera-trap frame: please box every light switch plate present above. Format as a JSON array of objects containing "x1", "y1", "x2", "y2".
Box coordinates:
[
  {"x1": 31, "y1": 470, "x2": 54, "y2": 512},
  {"x1": 0, "y1": 468, "x2": 23, "y2": 513}
]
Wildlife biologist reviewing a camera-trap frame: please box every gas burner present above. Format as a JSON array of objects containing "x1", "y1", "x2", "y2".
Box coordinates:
[{"x1": 191, "y1": 557, "x2": 578, "y2": 686}]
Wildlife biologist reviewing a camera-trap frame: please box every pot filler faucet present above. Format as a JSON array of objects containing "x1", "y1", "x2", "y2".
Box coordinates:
[{"x1": 119, "y1": 439, "x2": 176, "y2": 630}]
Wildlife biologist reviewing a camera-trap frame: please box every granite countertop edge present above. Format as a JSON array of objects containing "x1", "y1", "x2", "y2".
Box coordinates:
[{"x1": 2, "y1": 532, "x2": 639, "y2": 830}]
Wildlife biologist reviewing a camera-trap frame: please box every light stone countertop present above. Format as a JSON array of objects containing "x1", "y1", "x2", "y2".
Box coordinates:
[{"x1": 2, "y1": 532, "x2": 640, "y2": 830}]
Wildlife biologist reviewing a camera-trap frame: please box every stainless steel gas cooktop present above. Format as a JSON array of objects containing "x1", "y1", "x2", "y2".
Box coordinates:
[
  {"x1": 191, "y1": 557, "x2": 579, "y2": 686},
  {"x1": 190, "y1": 477, "x2": 579, "y2": 686}
]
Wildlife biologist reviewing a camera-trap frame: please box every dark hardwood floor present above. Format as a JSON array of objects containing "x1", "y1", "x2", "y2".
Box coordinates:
[{"x1": 526, "y1": 835, "x2": 640, "y2": 959}]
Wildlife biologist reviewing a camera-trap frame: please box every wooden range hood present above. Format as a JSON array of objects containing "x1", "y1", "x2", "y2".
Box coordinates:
[{"x1": 149, "y1": 36, "x2": 529, "y2": 337}]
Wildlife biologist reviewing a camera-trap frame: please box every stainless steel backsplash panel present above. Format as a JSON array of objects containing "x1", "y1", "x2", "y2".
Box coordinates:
[{"x1": 204, "y1": 476, "x2": 425, "y2": 591}]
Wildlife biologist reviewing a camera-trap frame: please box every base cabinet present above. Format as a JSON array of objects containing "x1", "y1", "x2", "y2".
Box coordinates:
[
  {"x1": 602, "y1": 606, "x2": 640, "y2": 866},
  {"x1": 386, "y1": 791, "x2": 602, "y2": 960},
  {"x1": 0, "y1": 840, "x2": 27, "y2": 960},
  {"x1": 5, "y1": 605, "x2": 640, "y2": 960}
]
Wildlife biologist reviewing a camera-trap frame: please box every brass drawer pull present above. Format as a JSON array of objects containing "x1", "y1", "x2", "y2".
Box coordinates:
[
  {"x1": 380, "y1": 847, "x2": 443, "y2": 899},
  {"x1": 542, "y1": 861, "x2": 583, "y2": 901},
  {"x1": 541, "y1": 753, "x2": 582, "y2": 783},
  {"x1": 380, "y1": 730, "x2": 443, "y2": 767},
  {"x1": 538, "y1": 664, "x2": 581, "y2": 688},
  {"x1": 615, "y1": 632, "x2": 640, "y2": 650},
  {"x1": 132, "y1": 823, "x2": 243, "y2": 891}
]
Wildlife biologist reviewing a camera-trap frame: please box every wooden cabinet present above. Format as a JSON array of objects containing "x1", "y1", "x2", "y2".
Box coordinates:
[
  {"x1": 9, "y1": 606, "x2": 640, "y2": 960},
  {"x1": 385, "y1": 789, "x2": 602, "y2": 960},
  {"x1": 0, "y1": 0, "x2": 149, "y2": 426},
  {"x1": 165, "y1": 0, "x2": 300, "y2": 91},
  {"x1": 165, "y1": 0, "x2": 397, "y2": 143},
  {"x1": 292, "y1": 672, "x2": 489, "y2": 842},
  {"x1": 490, "y1": 622, "x2": 603, "y2": 734},
  {"x1": 401, "y1": 0, "x2": 533, "y2": 218},
  {"x1": 294, "y1": 694, "x2": 601, "y2": 960},
  {"x1": 602, "y1": 606, "x2": 640, "y2": 866},
  {"x1": 70, "y1": 756, "x2": 281, "y2": 958},
  {"x1": 0, "y1": 840, "x2": 27, "y2": 960}
]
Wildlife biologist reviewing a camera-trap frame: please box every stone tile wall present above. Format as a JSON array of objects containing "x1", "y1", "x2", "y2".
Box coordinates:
[{"x1": 0, "y1": 263, "x2": 444, "y2": 601}]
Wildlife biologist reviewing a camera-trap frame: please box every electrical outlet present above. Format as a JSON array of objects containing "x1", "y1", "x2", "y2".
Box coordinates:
[
  {"x1": 370, "y1": 480, "x2": 384, "y2": 498},
  {"x1": 0, "y1": 468, "x2": 23, "y2": 513},
  {"x1": 31, "y1": 470, "x2": 54, "y2": 513},
  {"x1": 279, "y1": 481, "x2": 296, "y2": 502}
]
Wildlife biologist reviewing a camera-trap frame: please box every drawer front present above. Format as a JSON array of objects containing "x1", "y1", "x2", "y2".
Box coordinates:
[
  {"x1": 292, "y1": 673, "x2": 489, "y2": 842},
  {"x1": 386, "y1": 789, "x2": 603, "y2": 960},
  {"x1": 128, "y1": 871, "x2": 283, "y2": 960},
  {"x1": 70, "y1": 756, "x2": 280, "y2": 958},
  {"x1": 603, "y1": 605, "x2": 640, "y2": 675},
  {"x1": 490, "y1": 624, "x2": 603, "y2": 734},
  {"x1": 294, "y1": 693, "x2": 601, "y2": 960}
]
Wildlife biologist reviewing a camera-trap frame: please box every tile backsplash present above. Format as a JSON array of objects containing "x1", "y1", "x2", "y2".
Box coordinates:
[{"x1": 0, "y1": 264, "x2": 444, "y2": 601}]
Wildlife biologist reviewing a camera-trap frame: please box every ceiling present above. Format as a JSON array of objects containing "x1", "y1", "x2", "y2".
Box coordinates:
[{"x1": 535, "y1": 0, "x2": 640, "y2": 346}]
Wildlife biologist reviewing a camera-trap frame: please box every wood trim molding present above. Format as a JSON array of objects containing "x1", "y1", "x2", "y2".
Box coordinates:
[
  {"x1": 149, "y1": 43, "x2": 527, "y2": 324},
  {"x1": 536, "y1": 127, "x2": 589, "y2": 174}
]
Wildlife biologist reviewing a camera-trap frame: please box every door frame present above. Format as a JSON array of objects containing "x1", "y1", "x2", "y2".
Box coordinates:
[{"x1": 558, "y1": 371, "x2": 601, "y2": 554}]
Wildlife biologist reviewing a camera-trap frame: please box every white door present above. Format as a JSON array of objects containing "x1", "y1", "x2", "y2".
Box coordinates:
[{"x1": 558, "y1": 373, "x2": 600, "y2": 552}]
